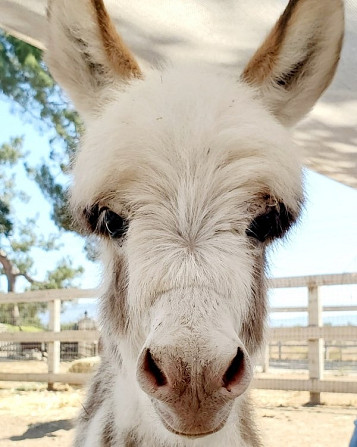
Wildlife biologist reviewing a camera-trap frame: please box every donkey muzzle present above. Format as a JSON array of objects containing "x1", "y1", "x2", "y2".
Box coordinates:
[{"x1": 136, "y1": 341, "x2": 252, "y2": 437}]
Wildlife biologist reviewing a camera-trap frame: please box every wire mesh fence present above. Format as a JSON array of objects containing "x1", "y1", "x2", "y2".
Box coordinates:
[
  {"x1": 0, "y1": 300, "x2": 48, "y2": 362},
  {"x1": 0, "y1": 298, "x2": 99, "y2": 362},
  {"x1": 267, "y1": 340, "x2": 357, "y2": 372}
]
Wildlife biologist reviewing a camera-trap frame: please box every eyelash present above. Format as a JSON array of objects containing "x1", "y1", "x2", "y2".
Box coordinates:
[
  {"x1": 84, "y1": 205, "x2": 129, "y2": 239},
  {"x1": 84, "y1": 202, "x2": 295, "y2": 243},
  {"x1": 245, "y1": 203, "x2": 295, "y2": 242},
  {"x1": 101, "y1": 209, "x2": 129, "y2": 239}
]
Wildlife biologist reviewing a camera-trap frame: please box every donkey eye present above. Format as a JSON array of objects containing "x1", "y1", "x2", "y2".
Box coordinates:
[
  {"x1": 246, "y1": 212, "x2": 277, "y2": 242},
  {"x1": 84, "y1": 204, "x2": 129, "y2": 238},
  {"x1": 102, "y1": 209, "x2": 128, "y2": 239},
  {"x1": 246, "y1": 203, "x2": 295, "y2": 243}
]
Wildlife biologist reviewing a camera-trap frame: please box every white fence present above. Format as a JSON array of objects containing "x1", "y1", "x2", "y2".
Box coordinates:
[
  {"x1": 0, "y1": 273, "x2": 356, "y2": 402},
  {"x1": 261, "y1": 273, "x2": 357, "y2": 403}
]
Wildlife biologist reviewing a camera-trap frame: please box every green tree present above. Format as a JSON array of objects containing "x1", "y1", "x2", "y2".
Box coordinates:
[
  {"x1": 0, "y1": 31, "x2": 81, "y2": 231},
  {"x1": 0, "y1": 32, "x2": 91, "y2": 326},
  {"x1": 0, "y1": 138, "x2": 83, "y2": 327}
]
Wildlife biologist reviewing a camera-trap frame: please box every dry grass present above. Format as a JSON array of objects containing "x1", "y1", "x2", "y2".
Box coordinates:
[
  {"x1": 0, "y1": 385, "x2": 83, "y2": 417},
  {"x1": 68, "y1": 357, "x2": 100, "y2": 373}
]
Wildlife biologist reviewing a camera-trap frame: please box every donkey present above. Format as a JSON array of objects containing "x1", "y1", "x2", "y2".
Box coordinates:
[{"x1": 46, "y1": 0, "x2": 344, "y2": 445}]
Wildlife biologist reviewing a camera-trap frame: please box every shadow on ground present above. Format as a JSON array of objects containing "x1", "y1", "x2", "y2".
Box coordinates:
[{"x1": 10, "y1": 419, "x2": 74, "y2": 440}]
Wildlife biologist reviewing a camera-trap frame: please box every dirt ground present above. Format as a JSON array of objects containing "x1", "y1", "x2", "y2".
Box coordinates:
[{"x1": 0, "y1": 383, "x2": 356, "y2": 447}]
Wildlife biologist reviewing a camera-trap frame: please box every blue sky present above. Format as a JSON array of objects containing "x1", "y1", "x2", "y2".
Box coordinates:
[
  {"x1": 268, "y1": 171, "x2": 357, "y2": 277},
  {"x1": 0, "y1": 98, "x2": 356, "y2": 312}
]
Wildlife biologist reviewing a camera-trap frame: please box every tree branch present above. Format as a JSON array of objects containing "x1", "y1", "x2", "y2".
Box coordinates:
[
  {"x1": 17, "y1": 271, "x2": 40, "y2": 285},
  {"x1": 0, "y1": 249, "x2": 14, "y2": 277},
  {"x1": 0, "y1": 249, "x2": 17, "y2": 292},
  {"x1": 0, "y1": 250, "x2": 43, "y2": 287}
]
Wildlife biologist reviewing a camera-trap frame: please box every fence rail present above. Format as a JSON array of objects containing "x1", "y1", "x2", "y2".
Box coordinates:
[
  {"x1": 268, "y1": 272, "x2": 357, "y2": 288},
  {"x1": 0, "y1": 273, "x2": 356, "y2": 402},
  {"x1": 0, "y1": 288, "x2": 94, "y2": 304},
  {"x1": 269, "y1": 326, "x2": 357, "y2": 341},
  {"x1": 253, "y1": 378, "x2": 357, "y2": 394},
  {"x1": 0, "y1": 330, "x2": 99, "y2": 343}
]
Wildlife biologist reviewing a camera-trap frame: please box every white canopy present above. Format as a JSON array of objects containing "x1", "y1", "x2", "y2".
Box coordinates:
[{"x1": 1, "y1": 0, "x2": 356, "y2": 189}]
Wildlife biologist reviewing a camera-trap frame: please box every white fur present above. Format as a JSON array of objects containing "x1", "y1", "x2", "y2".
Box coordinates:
[
  {"x1": 83, "y1": 405, "x2": 109, "y2": 447},
  {"x1": 45, "y1": 1, "x2": 344, "y2": 445},
  {"x1": 72, "y1": 66, "x2": 302, "y2": 329}
]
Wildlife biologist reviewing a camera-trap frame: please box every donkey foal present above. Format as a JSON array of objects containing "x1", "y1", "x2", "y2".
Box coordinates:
[{"x1": 46, "y1": 0, "x2": 344, "y2": 445}]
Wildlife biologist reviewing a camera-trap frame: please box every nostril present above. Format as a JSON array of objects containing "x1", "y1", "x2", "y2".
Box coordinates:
[
  {"x1": 143, "y1": 349, "x2": 167, "y2": 387},
  {"x1": 222, "y1": 348, "x2": 245, "y2": 391}
]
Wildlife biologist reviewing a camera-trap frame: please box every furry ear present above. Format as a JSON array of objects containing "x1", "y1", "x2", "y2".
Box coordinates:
[
  {"x1": 242, "y1": 0, "x2": 344, "y2": 126},
  {"x1": 45, "y1": 0, "x2": 141, "y2": 120}
]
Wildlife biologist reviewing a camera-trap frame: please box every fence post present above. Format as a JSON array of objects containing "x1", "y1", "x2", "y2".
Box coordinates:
[
  {"x1": 47, "y1": 299, "x2": 61, "y2": 391},
  {"x1": 262, "y1": 343, "x2": 270, "y2": 373},
  {"x1": 308, "y1": 285, "x2": 323, "y2": 404}
]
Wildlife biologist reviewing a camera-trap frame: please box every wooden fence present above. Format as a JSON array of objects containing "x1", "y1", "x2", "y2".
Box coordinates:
[
  {"x1": 0, "y1": 273, "x2": 356, "y2": 402},
  {"x1": 261, "y1": 272, "x2": 357, "y2": 403}
]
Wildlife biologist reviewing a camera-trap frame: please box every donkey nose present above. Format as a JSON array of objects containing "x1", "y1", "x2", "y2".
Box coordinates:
[
  {"x1": 221, "y1": 347, "x2": 252, "y2": 395},
  {"x1": 136, "y1": 345, "x2": 252, "y2": 401},
  {"x1": 140, "y1": 348, "x2": 168, "y2": 389}
]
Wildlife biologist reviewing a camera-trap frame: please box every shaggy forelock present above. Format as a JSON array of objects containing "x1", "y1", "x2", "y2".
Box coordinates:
[{"x1": 70, "y1": 66, "x2": 302, "y2": 213}]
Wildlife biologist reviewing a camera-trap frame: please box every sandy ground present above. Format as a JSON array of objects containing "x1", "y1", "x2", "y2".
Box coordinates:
[{"x1": 0, "y1": 383, "x2": 356, "y2": 447}]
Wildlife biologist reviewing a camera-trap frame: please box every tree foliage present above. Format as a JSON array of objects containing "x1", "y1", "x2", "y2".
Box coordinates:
[
  {"x1": 0, "y1": 32, "x2": 89, "y2": 327},
  {"x1": 0, "y1": 31, "x2": 82, "y2": 230},
  {"x1": 0, "y1": 136, "x2": 83, "y2": 290},
  {"x1": 0, "y1": 137, "x2": 24, "y2": 236},
  {"x1": 0, "y1": 50, "x2": 83, "y2": 325}
]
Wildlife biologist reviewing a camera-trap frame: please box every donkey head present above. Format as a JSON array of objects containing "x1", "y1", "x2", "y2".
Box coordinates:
[{"x1": 47, "y1": 0, "x2": 343, "y2": 438}]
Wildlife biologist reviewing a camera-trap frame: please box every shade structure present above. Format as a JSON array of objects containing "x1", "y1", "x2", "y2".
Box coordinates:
[{"x1": 0, "y1": 0, "x2": 356, "y2": 189}]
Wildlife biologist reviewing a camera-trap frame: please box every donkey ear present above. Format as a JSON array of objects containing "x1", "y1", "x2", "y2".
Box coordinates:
[
  {"x1": 241, "y1": 0, "x2": 344, "y2": 126},
  {"x1": 45, "y1": 0, "x2": 141, "y2": 120}
]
